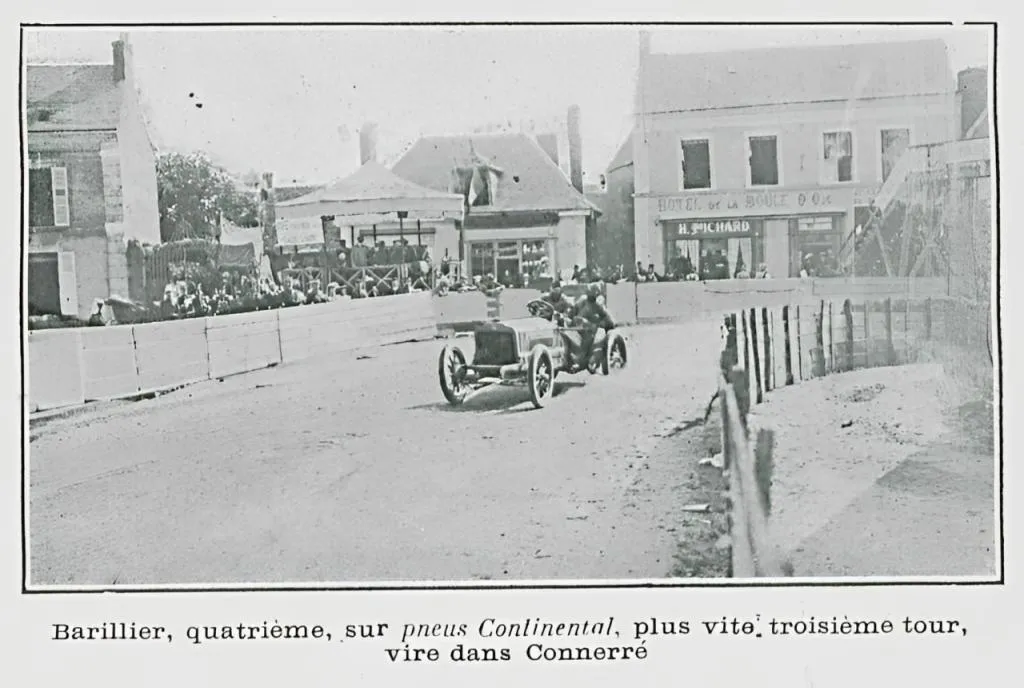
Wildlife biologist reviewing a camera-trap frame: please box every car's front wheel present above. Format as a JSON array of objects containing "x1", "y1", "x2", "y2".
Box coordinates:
[
  {"x1": 601, "y1": 332, "x2": 628, "y2": 375},
  {"x1": 527, "y1": 345, "x2": 555, "y2": 408},
  {"x1": 439, "y1": 344, "x2": 469, "y2": 405}
]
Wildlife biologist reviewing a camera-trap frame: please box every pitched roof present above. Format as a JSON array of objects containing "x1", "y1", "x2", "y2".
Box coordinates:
[
  {"x1": 965, "y1": 109, "x2": 989, "y2": 140},
  {"x1": 640, "y1": 39, "x2": 954, "y2": 114},
  {"x1": 274, "y1": 185, "x2": 329, "y2": 203},
  {"x1": 26, "y1": 64, "x2": 122, "y2": 131},
  {"x1": 606, "y1": 132, "x2": 634, "y2": 173},
  {"x1": 277, "y1": 160, "x2": 462, "y2": 207},
  {"x1": 391, "y1": 132, "x2": 597, "y2": 214}
]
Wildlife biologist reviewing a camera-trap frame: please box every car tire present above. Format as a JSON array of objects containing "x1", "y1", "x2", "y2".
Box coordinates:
[
  {"x1": 527, "y1": 345, "x2": 555, "y2": 409},
  {"x1": 439, "y1": 344, "x2": 468, "y2": 405},
  {"x1": 602, "y1": 332, "x2": 628, "y2": 375}
]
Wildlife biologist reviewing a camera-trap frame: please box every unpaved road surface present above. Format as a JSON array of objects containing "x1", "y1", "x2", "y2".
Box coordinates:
[
  {"x1": 29, "y1": 321, "x2": 723, "y2": 586},
  {"x1": 751, "y1": 364, "x2": 997, "y2": 577}
]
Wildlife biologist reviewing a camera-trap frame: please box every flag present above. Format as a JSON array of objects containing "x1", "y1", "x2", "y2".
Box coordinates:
[{"x1": 468, "y1": 166, "x2": 488, "y2": 207}]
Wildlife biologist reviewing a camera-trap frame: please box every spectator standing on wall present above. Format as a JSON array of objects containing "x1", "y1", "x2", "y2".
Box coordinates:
[{"x1": 351, "y1": 236, "x2": 369, "y2": 267}]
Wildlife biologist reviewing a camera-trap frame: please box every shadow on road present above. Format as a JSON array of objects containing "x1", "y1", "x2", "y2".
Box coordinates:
[{"x1": 406, "y1": 381, "x2": 587, "y2": 413}]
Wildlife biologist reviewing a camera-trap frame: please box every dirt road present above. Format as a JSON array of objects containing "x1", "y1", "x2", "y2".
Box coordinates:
[
  {"x1": 29, "y1": 320, "x2": 723, "y2": 586},
  {"x1": 751, "y1": 364, "x2": 997, "y2": 577}
]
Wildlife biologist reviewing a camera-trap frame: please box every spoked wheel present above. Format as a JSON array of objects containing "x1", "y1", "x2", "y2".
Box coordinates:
[
  {"x1": 526, "y1": 299, "x2": 555, "y2": 321},
  {"x1": 527, "y1": 345, "x2": 555, "y2": 408},
  {"x1": 601, "y1": 333, "x2": 628, "y2": 375},
  {"x1": 438, "y1": 344, "x2": 469, "y2": 405}
]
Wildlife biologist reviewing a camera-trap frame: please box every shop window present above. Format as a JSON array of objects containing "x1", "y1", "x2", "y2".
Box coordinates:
[
  {"x1": 791, "y1": 216, "x2": 841, "y2": 277},
  {"x1": 680, "y1": 139, "x2": 711, "y2": 190},
  {"x1": 880, "y1": 128, "x2": 911, "y2": 182},
  {"x1": 823, "y1": 131, "x2": 854, "y2": 183},
  {"x1": 469, "y1": 243, "x2": 494, "y2": 277},
  {"x1": 520, "y1": 240, "x2": 550, "y2": 283},
  {"x1": 29, "y1": 166, "x2": 70, "y2": 228},
  {"x1": 748, "y1": 136, "x2": 779, "y2": 186}
]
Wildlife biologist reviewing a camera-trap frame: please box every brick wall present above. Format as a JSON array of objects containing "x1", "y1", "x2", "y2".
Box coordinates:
[{"x1": 28, "y1": 132, "x2": 113, "y2": 234}]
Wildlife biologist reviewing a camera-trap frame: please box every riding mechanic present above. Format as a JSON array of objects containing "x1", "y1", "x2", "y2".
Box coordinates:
[{"x1": 574, "y1": 282, "x2": 616, "y2": 370}]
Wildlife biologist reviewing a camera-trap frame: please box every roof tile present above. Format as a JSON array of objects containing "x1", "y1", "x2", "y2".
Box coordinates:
[
  {"x1": 392, "y1": 132, "x2": 596, "y2": 214},
  {"x1": 641, "y1": 39, "x2": 954, "y2": 114},
  {"x1": 26, "y1": 64, "x2": 122, "y2": 131}
]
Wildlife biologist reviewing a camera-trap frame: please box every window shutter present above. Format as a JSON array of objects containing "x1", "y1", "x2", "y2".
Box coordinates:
[
  {"x1": 51, "y1": 166, "x2": 70, "y2": 227},
  {"x1": 29, "y1": 167, "x2": 55, "y2": 227},
  {"x1": 57, "y1": 251, "x2": 79, "y2": 316}
]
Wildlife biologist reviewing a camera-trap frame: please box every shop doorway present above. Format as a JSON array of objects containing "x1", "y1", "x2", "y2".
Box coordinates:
[
  {"x1": 28, "y1": 252, "x2": 61, "y2": 315},
  {"x1": 699, "y1": 238, "x2": 730, "y2": 280},
  {"x1": 495, "y1": 241, "x2": 520, "y2": 286}
]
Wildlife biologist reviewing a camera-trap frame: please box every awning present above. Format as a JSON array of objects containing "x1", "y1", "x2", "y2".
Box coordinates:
[
  {"x1": 275, "y1": 160, "x2": 464, "y2": 221},
  {"x1": 217, "y1": 242, "x2": 256, "y2": 268}
]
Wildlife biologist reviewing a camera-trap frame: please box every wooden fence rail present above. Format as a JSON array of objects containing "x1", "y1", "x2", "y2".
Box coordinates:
[
  {"x1": 717, "y1": 295, "x2": 944, "y2": 577},
  {"x1": 719, "y1": 365, "x2": 787, "y2": 578}
]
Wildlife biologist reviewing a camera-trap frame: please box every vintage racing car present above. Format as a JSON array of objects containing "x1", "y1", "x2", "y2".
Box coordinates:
[{"x1": 437, "y1": 298, "x2": 628, "y2": 409}]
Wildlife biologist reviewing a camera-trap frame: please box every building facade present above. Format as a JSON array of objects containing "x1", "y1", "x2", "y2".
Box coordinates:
[
  {"x1": 392, "y1": 111, "x2": 599, "y2": 285},
  {"x1": 632, "y1": 37, "x2": 956, "y2": 278},
  {"x1": 585, "y1": 133, "x2": 636, "y2": 272},
  {"x1": 27, "y1": 35, "x2": 160, "y2": 318}
]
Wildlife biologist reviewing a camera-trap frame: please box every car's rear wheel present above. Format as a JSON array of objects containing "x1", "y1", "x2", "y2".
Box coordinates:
[
  {"x1": 439, "y1": 344, "x2": 469, "y2": 405},
  {"x1": 601, "y1": 333, "x2": 628, "y2": 375},
  {"x1": 528, "y1": 345, "x2": 555, "y2": 408}
]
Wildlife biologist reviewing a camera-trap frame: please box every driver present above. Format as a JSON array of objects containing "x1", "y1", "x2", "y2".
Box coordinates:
[
  {"x1": 541, "y1": 283, "x2": 575, "y2": 323},
  {"x1": 574, "y1": 282, "x2": 616, "y2": 369}
]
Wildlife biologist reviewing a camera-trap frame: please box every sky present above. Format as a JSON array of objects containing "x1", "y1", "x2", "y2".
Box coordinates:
[{"x1": 23, "y1": 25, "x2": 991, "y2": 186}]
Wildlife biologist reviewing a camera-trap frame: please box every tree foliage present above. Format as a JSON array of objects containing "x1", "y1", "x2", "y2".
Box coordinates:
[{"x1": 157, "y1": 152, "x2": 260, "y2": 242}]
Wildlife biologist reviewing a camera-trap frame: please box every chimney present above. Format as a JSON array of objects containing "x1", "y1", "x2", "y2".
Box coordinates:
[
  {"x1": 112, "y1": 39, "x2": 126, "y2": 83},
  {"x1": 567, "y1": 105, "x2": 583, "y2": 194},
  {"x1": 536, "y1": 133, "x2": 559, "y2": 166},
  {"x1": 359, "y1": 122, "x2": 378, "y2": 165},
  {"x1": 957, "y1": 67, "x2": 988, "y2": 139}
]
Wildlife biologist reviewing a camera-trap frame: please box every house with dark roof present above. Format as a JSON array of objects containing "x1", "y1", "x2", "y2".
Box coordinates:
[
  {"x1": 26, "y1": 34, "x2": 160, "y2": 318},
  {"x1": 632, "y1": 35, "x2": 956, "y2": 279},
  {"x1": 391, "y1": 117, "x2": 599, "y2": 285}
]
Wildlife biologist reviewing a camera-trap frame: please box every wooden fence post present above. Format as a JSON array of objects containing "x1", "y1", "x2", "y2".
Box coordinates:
[
  {"x1": 741, "y1": 312, "x2": 750, "y2": 377},
  {"x1": 730, "y1": 366, "x2": 751, "y2": 429},
  {"x1": 795, "y1": 305, "x2": 803, "y2": 381},
  {"x1": 843, "y1": 299, "x2": 855, "y2": 372},
  {"x1": 754, "y1": 429, "x2": 775, "y2": 516},
  {"x1": 813, "y1": 300, "x2": 825, "y2": 377},
  {"x1": 863, "y1": 300, "x2": 873, "y2": 367},
  {"x1": 721, "y1": 314, "x2": 738, "y2": 376},
  {"x1": 782, "y1": 306, "x2": 794, "y2": 385},
  {"x1": 826, "y1": 301, "x2": 835, "y2": 373},
  {"x1": 925, "y1": 297, "x2": 933, "y2": 340},
  {"x1": 904, "y1": 298, "x2": 912, "y2": 362},
  {"x1": 761, "y1": 308, "x2": 772, "y2": 392},
  {"x1": 884, "y1": 297, "x2": 896, "y2": 365},
  {"x1": 749, "y1": 308, "x2": 763, "y2": 404}
]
